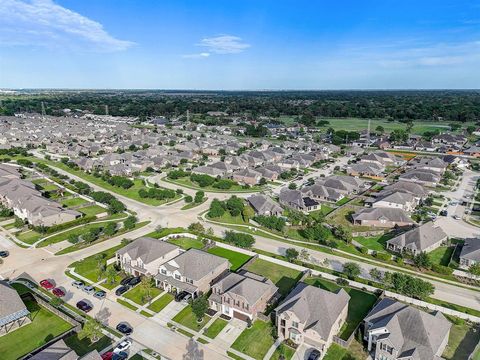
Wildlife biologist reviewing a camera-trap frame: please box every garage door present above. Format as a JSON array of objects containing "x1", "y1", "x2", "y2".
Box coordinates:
[{"x1": 233, "y1": 311, "x2": 250, "y2": 322}]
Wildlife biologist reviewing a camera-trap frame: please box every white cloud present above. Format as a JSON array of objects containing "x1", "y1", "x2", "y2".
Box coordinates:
[
  {"x1": 197, "y1": 35, "x2": 250, "y2": 54},
  {"x1": 0, "y1": 0, "x2": 134, "y2": 51},
  {"x1": 182, "y1": 52, "x2": 211, "y2": 59}
]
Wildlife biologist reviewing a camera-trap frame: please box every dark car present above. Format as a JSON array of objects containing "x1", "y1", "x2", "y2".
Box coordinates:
[
  {"x1": 0, "y1": 250, "x2": 9, "y2": 258},
  {"x1": 76, "y1": 300, "x2": 92, "y2": 313},
  {"x1": 115, "y1": 285, "x2": 129, "y2": 296},
  {"x1": 308, "y1": 349, "x2": 321, "y2": 360},
  {"x1": 175, "y1": 291, "x2": 188, "y2": 302},
  {"x1": 52, "y1": 288, "x2": 65, "y2": 297},
  {"x1": 128, "y1": 276, "x2": 141, "y2": 287},
  {"x1": 112, "y1": 352, "x2": 128, "y2": 360},
  {"x1": 116, "y1": 323, "x2": 133, "y2": 335},
  {"x1": 440, "y1": 210, "x2": 448, "y2": 216},
  {"x1": 120, "y1": 276, "x2": 133, "y2": 286}
]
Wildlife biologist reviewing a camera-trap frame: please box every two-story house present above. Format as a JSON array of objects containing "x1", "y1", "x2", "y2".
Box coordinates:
[
  {"x1": 116, "y1": 237, "x2": 182, "y2": 277},
  {"x1": 363, "y1": 298, "x2": 451, "y2": 360},
  {"x1": 275, "y1": 283, "x2": 350, "y2": 359},
  {"x1": 209, "y1": 270, "x2": 278, "y2": 321},
  {"x1": 155, "y1": 249, "x2": 230, "y2": 297}
]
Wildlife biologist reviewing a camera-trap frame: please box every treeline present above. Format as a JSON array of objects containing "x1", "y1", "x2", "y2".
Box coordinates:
[{"x1": 3, "y1": 90, "x2": 480, "y2": 122}]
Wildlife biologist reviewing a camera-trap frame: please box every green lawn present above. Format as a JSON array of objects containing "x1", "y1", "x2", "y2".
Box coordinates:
[
  {"x1": 147, "y1": 293, "x2": 174, "y2": 312},
  {"x1": 231, "y1": 320, "x2": 276, "y2": 360},
  {"x1": 181, "y1": 197, "x2": 208, "y2": 210},
  {"x1": 39, "y1": 183, "x2": 60, "y2": 192},
  {"x1": 60, "y1": 197, "x2": 88, "y2": 207},
  {"x1": 335, "y1": 197, "x2": 351, "y2": 206},
  {"x1": 209, "y1": 212, "x2": 248, "y2": 225},
  {"x1": 166, "y1": 176, "x2": 263, "y2": 193},
  {"x1": 78, "y1": 205, "x2": 107, "y2": 217},
  {"x1": 207, "y1": 246, "x2": 252, "y2": 271},
  {"x1": 172, "y1": 305, "x2": 211, "y2": 331},
  {"x1": 167, "y1": 236, "x2": 204, "y2": 250},
  {"x1": 124, "y1": 284, "x2": 162, "y2": 305},
  {"x1": 354, "y1": 233, "x2": 393, "y2": 252},
  {"x1": 270, "y1": 343, "x2": 296, "y2": 360},
  {"x1": 203, "y1": 318, "x2": 228, "y2": 339},
  {"x1": 16, "y1": 230, "x2": 42, "y2": 244},
  {"x1": 443, "y1": 320, "x2": 480, "y2": 360},
  {"x1": 64, "y1": 333, "x2": 113, "y2": 356},
  {"x1": 0, "y1": 299, "x2": 73, "y2": 360},
  {"x1": 323, "y1": 343, "x2": 351, "y2": 360},
  {"x1": 304, "y1": 276, "x2": 378, "y2": 340},
  {"x1": 117, "y1": 298, "x2": 139, "y2": 311},
  {"x1": 71, "y1": 244, "x2": 124, "y2": 282},
  {"x1": 246, "y1": 258, "x2": 302, "y2": 296},
  {"x1": 326, "y1": 207, "x2": 372, "y2": 232},
  {"x1": 429, "y1": 246, "x2": 455, "y2": 267}
]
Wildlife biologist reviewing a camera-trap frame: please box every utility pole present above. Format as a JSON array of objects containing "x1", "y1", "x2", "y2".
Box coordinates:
[
  {"x1": 186, "y1": 109, "x2": 190, "y2": 122},
  {"x1": 367, "y1": 119, "x2": 371, "y2": 148},
  {"x1": 105, "y1": 105, "x2": 109, "y2": 116}
]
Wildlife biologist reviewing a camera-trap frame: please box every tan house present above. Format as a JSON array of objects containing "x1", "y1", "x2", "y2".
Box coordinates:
[
  {"x1": 209, "y1": 270, "x2": 278, "y2": 321},
  {"x1": 0, "y1": 281, "x2": 31, "y2": 336},
  {"x1": 116, "y1": 237, "x2": 182, "y2": 277},
  {"x1": 386, "y1": 222, "x2": 447, "y2": 255},
  {"x1": 352, "y1": 208, "x2": 415, "y2": 228},
  {"x1": 275, "y1": 283, "x2": 350, "y2": 358},
  {"x1": 155, "y1": 249, "x2": 230, "y2": 297},
  {"x1": 232, "y1": 169, "x2": 262, "y2": 185}
]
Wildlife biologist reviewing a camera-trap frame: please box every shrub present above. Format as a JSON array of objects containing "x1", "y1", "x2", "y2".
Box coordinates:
[
  {"x1": 224, "y1": 231, "x2": 255, "y2": 248},
  {"x1": 374, "y1": 252, "x2": 391, "y2": 261},
  {"x1": 431, "y1": 264, "x2": 454, "y2": 275}
]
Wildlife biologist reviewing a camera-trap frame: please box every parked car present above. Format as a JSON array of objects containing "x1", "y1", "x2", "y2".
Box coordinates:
[
  {"x1": 101, "y1": 352, "x2": 114, "y2": 360},
  {"x1": 453, "y1": 215, "x2": 461, "y2": 220},
  {"x1": 440, "y1": 210, "x2": 448, "y2": 216},
  {"x1": 113, "y1": 339, "x2": 132, "y2": 353},
  {"x1": 308, "y1": 349, "x2": 321, "y2": 360},
  {"x1": 112, "y1": 352, "x2": 128, "y2": 360},
  {"x1": 72, "y1": 280, "x2": 85, "y2": 289},
  {"x1": 83, "y1": 285, "x2": 96, "y2": 295},
  {"x1": 94, "y1": 290, "x2": 106, "y2": 299},
  {"x1": 40, "y1": 279, "x2": 54, "y2": 290},
  {"x1": 175, "y1": 291, "x2": 188, "y2": 302},
  {"x1": 52, "y1": 288, "x2": 65, "y2": 297},
  {"x1": 0, "y1": 250, "x2": 9, "y2": 258},
  {"x1": 115, "y1": 286, "x2": 129, "y2": 296},
  {"x1": 76, "y1": 300, "x2": 92, "y2": 313},
  {"x1": 182, "y1": 293, "x2": 192, "y2": 303},
  {"x1": 128, "y1": 276, "x2": 141, "y2": 287},
  {"x1": 120, "y1": 276, "x2": 133, "y2": 286},
  {"x1": 116, "y1": 323, "x2": 133, "y2": 335}
]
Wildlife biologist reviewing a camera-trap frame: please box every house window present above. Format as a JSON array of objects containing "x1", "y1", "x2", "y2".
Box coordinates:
[
  {"x1": 292, "y1": 321, "x2": 299, "y2": 328},
  {"x1": 161, "y1": 269, "x2": 166, "y2": 275},
  {"x1": 175, "y1": 274, "x2": 181, "y2": 280}
]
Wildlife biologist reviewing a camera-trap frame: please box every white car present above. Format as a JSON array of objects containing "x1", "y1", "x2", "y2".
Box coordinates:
[
  {"x1": 453, "y1": 215, "x2": 461, "y2": 220},
  {"x1": 83, "y1": 285, "x2": 95, "y2": 295},
  {"x1": 72, "y1": 280, "x2": 84, "y2": 289},
  {"x1": 114, "y1": 339, "x2": 132, "y2": 353}
]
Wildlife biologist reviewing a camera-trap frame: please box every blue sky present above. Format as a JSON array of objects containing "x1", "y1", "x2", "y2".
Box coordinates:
[{"x1": 1, "y1": 0, "x2": 480, "y2": 89}]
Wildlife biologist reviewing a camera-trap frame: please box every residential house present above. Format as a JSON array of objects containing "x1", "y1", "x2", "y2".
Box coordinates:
[
  {"x1": 363, "y1": 298, "x2": 451, "y2": 360},
  {"x1": 209, "y1": 270, "x2": 278, "y2": 321},
  {"x1": 347, "y1": 162, "x2": 385, "y2": 179},
  {"x1": 232, "y1": 168, "x2": 262, "y2": 185},
  {"x1": 352, "y1": 208, "x2": 414, "y2": 228},
  {"x1": 301, "y1": 184, "x2": 343, "y2": 203},
  {"x1": 116, "y1": 237, "x2": 182, "y2": 277},
  {"x1": 386, "y1": 222, "x2": 448, "y2": 255},
  {"x1": 316, "y1": 175, "x2": 365, "y2": 195},
  {"x1": 459, "y1": 240, "x2": 480, "y2": 270},
  {"x1": 155, "y1": 249, "x2": 230, "y2": 297},
  {"x1": 0, "y1": 281, "x2": 30, "y2": 336},
  {"x1": 279, "y1": 189, "x2": 320, "y2": 213},
  {"x1": 275, "y1": 283, "x2": 350, "y2": 358},
  {"x1": 399, "y1": 169, "x2": 441, "y2": 188},
  {"x1": 247, "y1": 194, "x2": 283, "y2": 216},
  {"x1": 382, "y1": 181, "x2": 428, "y2": 201},
  {"x1": 370, "y1": 191, "x2": 418, "y2": 212}
]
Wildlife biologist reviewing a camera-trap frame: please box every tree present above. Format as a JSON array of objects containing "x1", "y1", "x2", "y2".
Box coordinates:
[
  {"x1": 184, "y1": 195, "x2": 193, "y2": 203},
  {"x1": 124, "y1": 215, "x2": 137, "y2": 230},
  {"x1": 194, "y1": 191, "x2": 205, "y2": 203},
  {"x1": 104, "y1": 222, "x2": 117, "y2": 237},
  {"x1": 413, "y1": 252, "x2": 431, "y2": 269},
  {"x1": 68, "y1": 234, "x2": 79, "y2": 244},
  {"x1": 285, "y1": 248, "x2": 299, "y2": 262},
  {"x1": 191, "y1": 296, "x2": 209, "y2": 322},
  {"x1": 242, "y1": 206, "x2": 255, "y2": 222},
  {"x1": 208, "y1": 199, "x2": 225, "y2": 218},
  {"x1": 78, "y1": 318, "x2": 103, "y2": 343},
  {"x1": 334, "y1": 225, "x2": 352, "y2": 244},
  {"x1": 224, "y1": 231, "x2": 255, "y2": 248},
  {"x1": 390, "y1": 129, "x2": 409, "y2": 143},
  {"x1": 469, "y1": 263, "x2": 480, "y2": 277},
  {"x1": 375, "y1": 125, "x2": 385, "y2": 134},
  {"x1": 369, "y1": 268, "x2": 383, "y2": 282},
  {"x1": 106, "y1": 265, "x2": 118, "y2": 285},
  {"x1": 343, "y1": 262, "x2": 361, "y2": 279},
  {"x1": 288, "y1": 182, "x2": 297, "y2": 190},
  {"x1": 188, "y1": 222, "x2": 205, "y2": 234},
  {"x1": 140, "y1": 276, "x2": 155, "y2": 303}
]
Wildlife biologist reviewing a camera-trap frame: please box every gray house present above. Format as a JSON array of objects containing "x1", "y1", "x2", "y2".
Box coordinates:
[
  {"x1": 247, "y1": 194, "x2": 283, "y2": 216},
  {"x1": 363, "y1": 298, "x2": 451, "y2": 360},
  {"x1": 386, "y1": 222, "x2": 448, "y2": 255},
  {"x1": 279, "y1": 189, "x2": 319, "y2": 213},
  {"x1": 0, "y1": 281, "x2": 30, "y2": 336},
  {"x1": 459, "y1": 240, "x2": 480, "y2": 270}
]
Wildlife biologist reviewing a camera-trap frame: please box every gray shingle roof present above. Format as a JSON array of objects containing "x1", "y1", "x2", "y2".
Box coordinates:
[
  {"x1": 275, "y1": 283, "x2": 350, "y2": 340},
  {"x1": 365, "y1": 298, "x2": 451, "y2": 360},
  {"x1": 386, "y1": 222, "x2": 447, "y2": 252},
  {"x1": 168, "y1": 249, "x2": 229, "y2": 281},
  {"x1": 352, "y1": 207, "x2": 414, "y2": 224},
  {"x1": 116, "y1": 237, "x2": 179, "y2": 264},
  {"x1": 0, "y1": 281, "x2": 29, "y2": 327}
]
